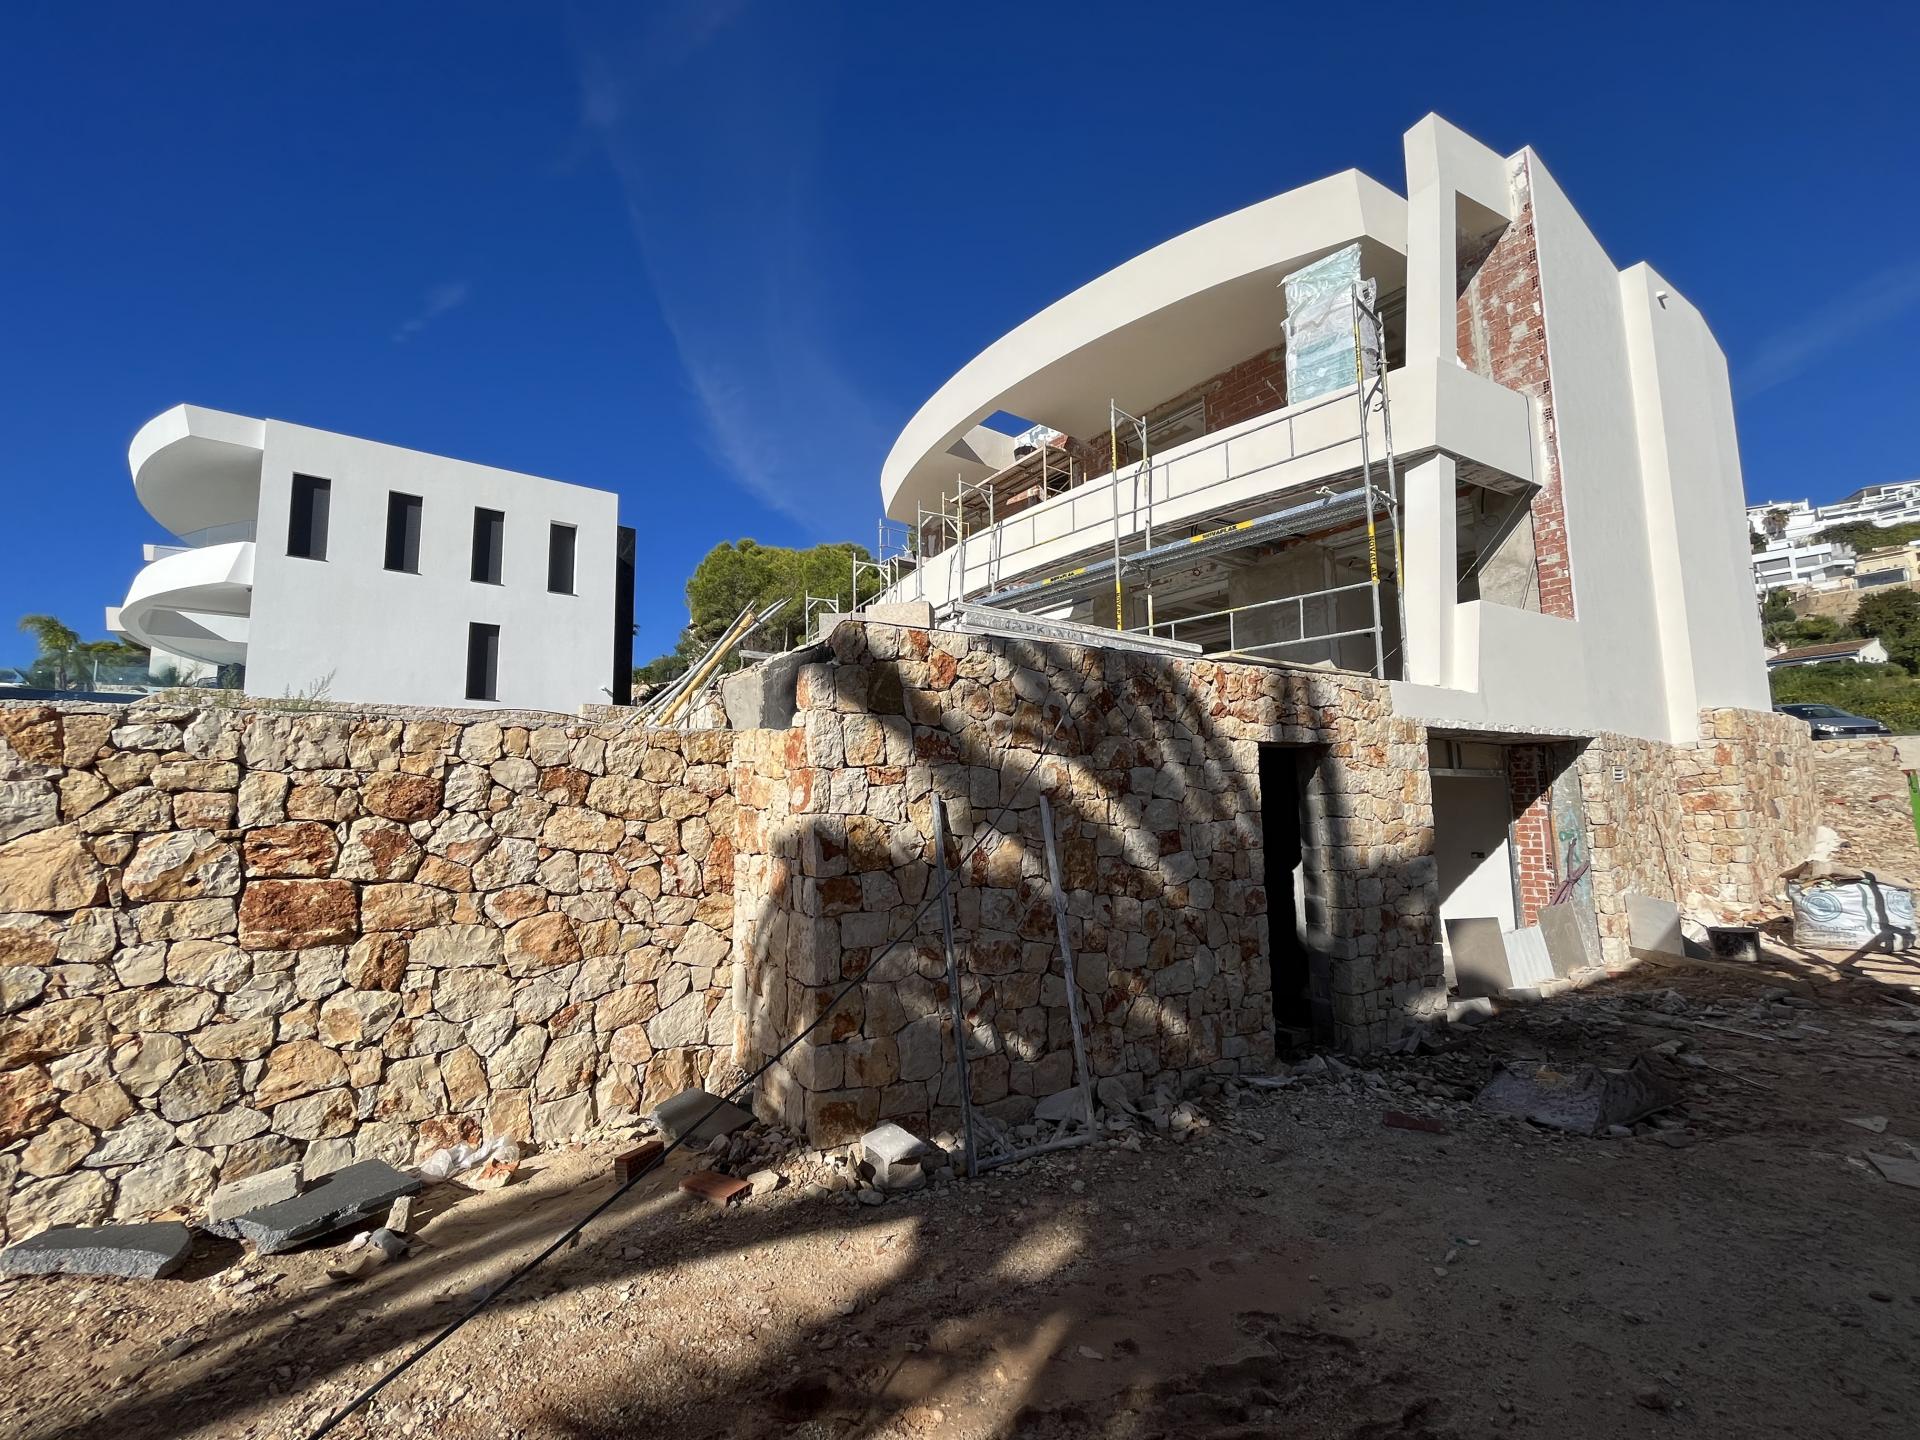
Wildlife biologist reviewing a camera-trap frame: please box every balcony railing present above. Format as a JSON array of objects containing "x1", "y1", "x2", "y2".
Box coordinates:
[
  {"x1": 892, "y1": 373, "x2": 1388, "y2": 611},
  {"x1": 176, "y1": 519, "x2": 258, "y2": 547}
]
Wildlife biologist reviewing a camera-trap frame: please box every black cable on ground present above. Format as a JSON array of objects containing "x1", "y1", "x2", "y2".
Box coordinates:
[{"x1": 308, "y1": 669, "x2": 1084, "y2": 1436}]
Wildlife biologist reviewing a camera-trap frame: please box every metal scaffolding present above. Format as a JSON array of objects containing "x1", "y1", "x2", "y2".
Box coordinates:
[{"x1": 869, "y1": 280, "x2": 1400, "y2": 678}]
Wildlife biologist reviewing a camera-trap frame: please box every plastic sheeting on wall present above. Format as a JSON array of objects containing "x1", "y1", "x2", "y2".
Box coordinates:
[{"x1": 1282, "y1": 242, "x2": 1381, "y2": 405}]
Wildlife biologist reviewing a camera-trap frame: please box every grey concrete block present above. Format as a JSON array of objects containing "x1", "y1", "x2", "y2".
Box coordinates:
[
  {"x1": 1539, "y1": 903, "x2": 1598, "y2": 978},
  {"x1": 719, "y1": 645, "x2": 824, "y2": 731},
  {"x1": 860, "y1": 1122, "x2": 930, "y2": 1188},
  {"x1": 1, "y1": 1222, "x2": 194, "y2": 1281},
  {"x1": 232, "y1": 1159, "x2": 421, "y2": 1255},
  {"x1": 1627, "y1": 893, "x2": 1684, "y2": 958},
  {"x1": 203, "y1": 1164, "x2": 302, "y2": 1239},
  {"x1": 653, "y1": 1088, "x2": 754, "y2": 1147},
  {"x1": 1445, "y1": 917, "x2": 1510, "y2": 998}
]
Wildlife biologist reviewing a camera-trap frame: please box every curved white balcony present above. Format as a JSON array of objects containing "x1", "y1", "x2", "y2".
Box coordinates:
[
  {"x1": 882, "y1": 170, "x2": 1409, "y2": 519},
  {"x1": 129, "y1": 404, "x2": 265, "y2": 538},
  {"x1": 115, "y1": 540, "x2": 254, "y2": 668}
]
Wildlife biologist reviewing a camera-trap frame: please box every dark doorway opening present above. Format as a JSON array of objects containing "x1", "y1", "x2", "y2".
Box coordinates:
[{"x1": 1259, "y1": 743, "x2": 1322, "y2": 1045}]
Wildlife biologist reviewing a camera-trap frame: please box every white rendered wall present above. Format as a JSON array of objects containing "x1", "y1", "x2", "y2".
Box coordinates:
[
  {"x1": 247, "y1": 422, "x2": 619, "y2": 712},
  {"x1": 1392, "y1": 139, "x2": 1752, "y2": 745},
  {"x1": 1621, "y1": 265, "x2": 1771, "y2": 723},
  {"x1": 1431, "y1": 774, "x2": 1517, "y2": 943}
]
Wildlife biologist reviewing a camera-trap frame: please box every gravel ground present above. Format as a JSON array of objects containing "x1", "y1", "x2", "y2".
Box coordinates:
[{"x1": 4, "y1": 951, "x2": 1920, "y2": 1440}]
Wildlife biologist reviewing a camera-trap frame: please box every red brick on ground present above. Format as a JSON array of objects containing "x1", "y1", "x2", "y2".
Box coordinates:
[
  {"x1": 678, "y1": 1170, "x2": 751, "y2": 1207},
  {"x1": 615, "y1": 1140, "x2": 664, "y2": 1187}
]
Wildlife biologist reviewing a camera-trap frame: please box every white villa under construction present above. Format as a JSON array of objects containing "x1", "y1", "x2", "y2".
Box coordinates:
[{"x1": 869, "y1": 114, "x2": 1766, "y2": 751}]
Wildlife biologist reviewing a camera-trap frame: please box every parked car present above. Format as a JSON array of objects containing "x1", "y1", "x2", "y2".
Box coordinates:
[{"x1": 1774, "y1": 703, "x2": 1893, "y2": 738}]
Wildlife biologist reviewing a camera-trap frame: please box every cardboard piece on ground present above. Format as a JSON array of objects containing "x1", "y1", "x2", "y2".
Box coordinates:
[
  {"x1": 1445, "y1": 917, "x2": 1511, "y2": 999},
  {"x1": 1628, "y1": 893, "x2": 1684, "y2": 959},
  {"x1": 1539, "y1": 903, "x2": 1598, "y2": 978}
]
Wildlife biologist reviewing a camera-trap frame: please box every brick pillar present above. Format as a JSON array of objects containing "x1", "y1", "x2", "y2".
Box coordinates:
[
  {"x1": 1507, "y1": 743, "x2": 1557, "y2": 925},
  {"x1": 1456, "y1": 157, "x2": 1574, "y2": 621}
]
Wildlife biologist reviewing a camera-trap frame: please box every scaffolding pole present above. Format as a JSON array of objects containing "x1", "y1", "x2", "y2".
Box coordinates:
[
  {"x1": 1350, "y1": 287, "x2": 1386, "y2": 680},
  {"x1": 1108, "y1": 402, "x2": 1147, "y2": 632}
]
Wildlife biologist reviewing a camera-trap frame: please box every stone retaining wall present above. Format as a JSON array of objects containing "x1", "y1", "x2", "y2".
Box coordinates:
[
  {"x1": 1576, "y1": 709, "x2": 1817, "y2": 964},
  {"x1": 0, "y1": 701, "x2": 736, "y2": 1243},
  {"x1": 0, "y1": 635, "x2": 1835, "y2": 1233},
  {"x1": 732, "y1": 624, "x2": 1443, "y2": 1144},
  {"x1": 1811, "y1": 738, "x2": 1920, "y2": 878}
]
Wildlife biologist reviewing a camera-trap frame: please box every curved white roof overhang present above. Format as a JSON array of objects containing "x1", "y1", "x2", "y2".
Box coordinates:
[
  {"x1": 130, "y1": 404, "x2": 266, "y2": 539},
  {"x1": 882, "y1": 170, "x2": 1409, "y2": 519},
  {"x1": 115, "y1": 540, "x2": 254, "y2": 667}
]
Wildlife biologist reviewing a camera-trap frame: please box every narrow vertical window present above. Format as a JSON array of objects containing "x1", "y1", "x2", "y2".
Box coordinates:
[
  {"x1": 466, "y1": 622, "x2": 499, "y2": 701},
  {"x1": 547, "y1": 523, "x2": 577, "y2": 594},
  {"x1": 471, "y1": 507, "x2": 504, "y2": 584},
  {"x1": 384, "y1": 492, "x2": 422, "y2": 573},
  {"x1": 288, "y1": 475, "x2": 331, "y2": 560}
]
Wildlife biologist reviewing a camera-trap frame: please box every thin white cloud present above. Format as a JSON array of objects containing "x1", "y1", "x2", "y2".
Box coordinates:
[
  {"x1": 569, "y1": 5, "x2": 886, "y2": 533},
  {"x1": 1739, "y1": 256, "x2": 1920, "y2": 397},
  {"x1": 392, "y1": 280, "x2": 472, "y2": 344}
]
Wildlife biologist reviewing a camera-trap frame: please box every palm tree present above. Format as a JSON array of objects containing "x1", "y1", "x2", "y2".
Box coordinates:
[
  {"x1": 18, "y1": 614, "x2": 81, "y2": 690},
  {"x1": 14, "y1": 615, "x2": 148, "y2": 692}
]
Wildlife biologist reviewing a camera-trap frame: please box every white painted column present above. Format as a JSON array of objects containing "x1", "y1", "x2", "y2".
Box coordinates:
[
  {"x1": 1402, "y1": 454, "x2": 1458, "y2": 688},
  {"x1": 1402, "y1": 129, "x2": 1460, "y2": 369},
  {"x1": 1401, "y1": 115, "x2": 1517, "y2": 369}
]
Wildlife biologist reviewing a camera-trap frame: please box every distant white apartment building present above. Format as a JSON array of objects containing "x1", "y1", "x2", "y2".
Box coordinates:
[
  {"x1": 1750, "y1": 535, "x2": 1857, "y2": 594},
  {"x1": 108, "y1": 406, "x2": 635, "y2": 712},
  {"x1": 1747, "y1": 482, "x2": 1920, "y2": 549}
]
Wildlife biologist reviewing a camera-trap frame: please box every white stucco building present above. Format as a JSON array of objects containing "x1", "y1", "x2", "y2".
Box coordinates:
[
  {"x1": 871, "y1": 114, "x2": 1771, "y2": 951},
  {"x1": 108, "y1": 406, "x2": 635, "y2": 712},
  {"x1": 1746, "y1": 482, "x2": 1920, "y2": 594}
]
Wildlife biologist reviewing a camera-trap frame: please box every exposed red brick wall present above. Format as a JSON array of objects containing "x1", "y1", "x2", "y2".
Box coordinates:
[
  {"x1": 1084, "y1": 345, "x2": 1289, "y2": 481},
  {"x1": 1456, "y1": 158, "x2": 1574, "y2": 620},
  {"x1": 1507, "y1": 743, "x2": 1558, "y2": 924}
]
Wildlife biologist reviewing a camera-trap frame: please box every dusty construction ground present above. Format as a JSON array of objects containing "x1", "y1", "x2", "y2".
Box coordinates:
[{"x1": 5, "y1": 949, "x2": 1920, "y2": 1440}]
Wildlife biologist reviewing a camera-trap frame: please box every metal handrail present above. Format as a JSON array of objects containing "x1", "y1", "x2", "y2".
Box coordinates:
[
  {"x1": 920, "y1": 371, "x2": 1390, "y2": 602},
  {"x1": 1135, "y1": 580, "x2": 1376, "y2": 656}
]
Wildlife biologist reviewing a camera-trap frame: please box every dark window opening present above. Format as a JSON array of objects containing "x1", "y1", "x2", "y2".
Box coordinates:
[
  {"x1": 385, "y1": 492, "x2": 422, "y2": 573},
  {"x1": 466, "y1": 623, "x2": 499, "y2": 702},
  {"x1": 288, "y1": 475, "x2": 331, "y2": 560},
  {"x1": 612, "y1": 525, "x2": 636, "y2": 705},
  {"x1": 471, "y1": 507, "x2": 504, "y2": 584},
  {"x1": 547, "y1": 523, "x2": 577, "y2": 595},
  {"x1": 1259, "y1": 743, "x2": 1327, "y2": 1045}
]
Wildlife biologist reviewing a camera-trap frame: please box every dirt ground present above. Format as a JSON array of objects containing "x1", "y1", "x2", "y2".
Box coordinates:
[{"x1": 5, "y1": 943, "x2": 1920, "y2": 1440}]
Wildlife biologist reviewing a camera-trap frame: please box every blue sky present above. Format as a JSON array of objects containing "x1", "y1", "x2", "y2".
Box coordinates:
[{"x1": 3, "y1": 2, "x2": 1917, "y2": 670}]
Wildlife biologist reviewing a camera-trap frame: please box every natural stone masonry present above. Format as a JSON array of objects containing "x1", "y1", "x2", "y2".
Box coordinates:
[
  {"x1": 0, "y1": 638, "x2": 1846, "y2": 1224},
  {"x1": 1576, "y1": 711, "x2": 1818, "y2": 964},
  {"x1": 731, "y1": 624, "x2": 1443, "y2": 1145},
  {"x1": 0, "y1": 699, "x2": 736, "y2": 1243},
  {"x1": 1809, "y1": 739, "x2": 1920, "y2": 879}
]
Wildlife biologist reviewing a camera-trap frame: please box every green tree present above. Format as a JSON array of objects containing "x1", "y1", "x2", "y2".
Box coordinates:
[
  {"x1": 1759, "y1": 589, "x2": 1796, "y2": 645},
  {"x1": 1852, "y1": 588, "x2": 1920, "y2": 672},
  {"x1": 637, "y1": 538, "x2": 886, "y2": 684}
]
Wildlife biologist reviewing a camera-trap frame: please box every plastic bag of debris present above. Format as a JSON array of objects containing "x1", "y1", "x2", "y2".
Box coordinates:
[
  {"x1": 417, "y1": 1137, "x2": 520, "y2": 1181},
  {"x1": 1782, "y1": 861, "x2": 1918, "y2": 951}
]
